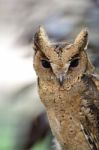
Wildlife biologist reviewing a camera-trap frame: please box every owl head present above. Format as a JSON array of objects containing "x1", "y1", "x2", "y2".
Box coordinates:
[{"x1": 33, "y1": 27, "x2": 94, "y2": 86}]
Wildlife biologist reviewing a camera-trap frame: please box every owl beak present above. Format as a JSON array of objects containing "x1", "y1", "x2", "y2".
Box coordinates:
[
  {"x1": 56, "y1": 64, "x2": 70, "y2": 86},
  {"x1": 51, "y1": 63, "x2": 69, "y2": 86},
  {"x1": 57, "y1": 74, "x2": 65, "y2": 86}
]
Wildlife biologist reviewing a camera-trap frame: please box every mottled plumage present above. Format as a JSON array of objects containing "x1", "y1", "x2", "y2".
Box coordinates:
[{"x1": 33, "y1": 27, "x2": 99, "y2": 150}]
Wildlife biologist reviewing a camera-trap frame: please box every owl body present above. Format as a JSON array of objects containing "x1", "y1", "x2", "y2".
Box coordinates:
[
  {"x1": 33, "y1": 27, "x2": 99, "y2": 150},
  {"x1": 38, "y1": 74, "x2": 96, "y2": 150}
]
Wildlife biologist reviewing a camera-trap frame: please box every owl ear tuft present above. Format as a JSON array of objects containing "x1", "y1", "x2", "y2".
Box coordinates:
[
  {"x1": 74, "y1": 28, "x2": 88, "y2": 50},
  {"x1": 33, "y1": 26, "x2": 51, "y2": 52}
]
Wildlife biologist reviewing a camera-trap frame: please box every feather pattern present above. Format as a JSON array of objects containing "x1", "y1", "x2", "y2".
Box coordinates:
[{"x1": 81, "y1": 74, "x2": 99, "y2": 150}]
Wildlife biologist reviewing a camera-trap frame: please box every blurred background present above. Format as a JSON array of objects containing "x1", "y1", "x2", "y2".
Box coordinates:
[{"x1": 0, "y1": 0, "x2": 99, "y2": 150}]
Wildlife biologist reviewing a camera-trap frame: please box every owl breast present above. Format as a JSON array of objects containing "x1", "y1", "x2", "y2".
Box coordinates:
[{"x1": 38, "y1": 78, "x2": 90, "y2": 150}]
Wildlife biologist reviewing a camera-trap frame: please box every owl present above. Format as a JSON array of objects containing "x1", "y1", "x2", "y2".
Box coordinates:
[{"x1": 33, "y1": 27, "x2": 99, "y2": 150}]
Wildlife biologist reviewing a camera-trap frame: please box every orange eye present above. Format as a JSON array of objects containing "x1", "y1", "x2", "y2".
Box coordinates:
[{"x1": 41, "y1": 59, "x2": 51, "y2": 68}]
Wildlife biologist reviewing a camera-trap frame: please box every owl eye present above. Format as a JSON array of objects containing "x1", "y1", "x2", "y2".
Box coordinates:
[
  {"x1": 41, "y1": 59, "x2": 51, "y2": 68},
  {"x1": 70, "y1": 58, "x2": 79, "y2": 68}
]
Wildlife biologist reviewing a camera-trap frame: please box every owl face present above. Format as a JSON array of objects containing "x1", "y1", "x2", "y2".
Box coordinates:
[{"x1": 33, "y1": 27, "x2": 93, "y2": 85}]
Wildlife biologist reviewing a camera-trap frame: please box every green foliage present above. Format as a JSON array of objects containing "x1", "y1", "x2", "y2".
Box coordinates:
[
  {"x1": 0, "y1": 126, "x2": 13, "y2": 150},
  {"x1": 31, "y1": 135, "x2": 51, "y2": 150}
]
